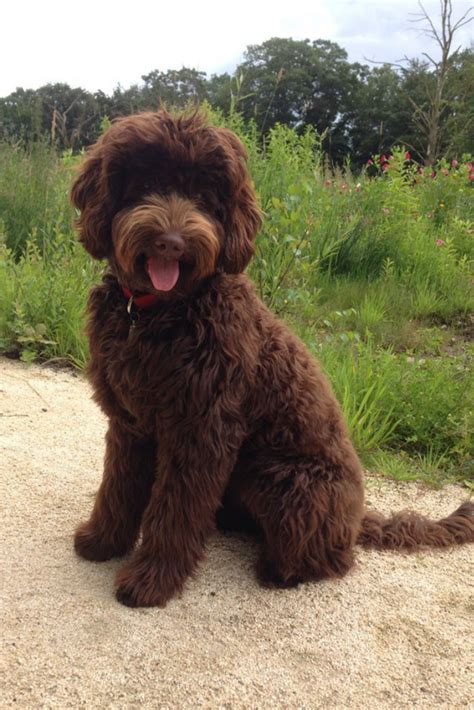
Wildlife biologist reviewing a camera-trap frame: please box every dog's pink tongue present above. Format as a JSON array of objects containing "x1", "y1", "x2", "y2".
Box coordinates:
[{"x1": 146, "y1": 257, "x2": 180, "y2": 292}]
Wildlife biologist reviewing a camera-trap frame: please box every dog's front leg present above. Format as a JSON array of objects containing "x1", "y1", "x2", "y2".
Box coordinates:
[
  {"x1": 115, "y1": 431, "x2": 240, "y2": 608},
  {"x1": 74, "y1": 417, "x2": 156, "y2": 561}
]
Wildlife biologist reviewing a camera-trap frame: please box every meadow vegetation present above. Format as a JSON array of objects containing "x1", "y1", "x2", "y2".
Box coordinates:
[{"x1": 1, "y1": 112, "x2": 473, "y2": 485}]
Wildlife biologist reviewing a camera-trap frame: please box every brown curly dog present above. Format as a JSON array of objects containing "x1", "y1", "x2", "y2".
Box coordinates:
[{"x1": 71, "y1": 110, "x2": 473, "y2": 607}]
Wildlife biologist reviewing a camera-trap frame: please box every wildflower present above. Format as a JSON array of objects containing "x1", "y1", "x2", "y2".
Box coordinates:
[
  {"x1": 340, "y1": 182, "x2": 349, "y2": 190},
  {"x1": 405, "y1": 151, "x2": 411, "y2": 160},
  {"x1": 382, "y1": 163, "x2": 389, "y2": 172},
  {"x1": 367, "y1": 158, "x2": 374, "y2": 166},
  {"x1": 430, "y1": 171, "x2": 436, "y2": 178},
  {"x1": 451, "y1": 159, "x2": 458, "y2": 168},
  {"x1": 324, "y1": 179, "x2": 332, "y2": 187},
  {"x1": 355, "y1": 183, "x2": 362, "y2": 192},
  {"x1": 439, "y1": 202, "x2": 445, "y2": 208},
  {"x1": 441, "y1": 168, "x2": 449, "y2": 176},
  {"x1": 418, "y1": 167, "x2": 424, "y2": 176},
  {"x1": 380, "y1": 154, "x2": 388, "y2": 164},
  {"x1": 436, "y1": 239, "x2": 445, "y2": 246}
]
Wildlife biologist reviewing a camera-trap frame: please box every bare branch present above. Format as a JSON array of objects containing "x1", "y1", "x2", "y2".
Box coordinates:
[
  {"x1": 452, "y1": 7, "x2": 474, "y2": 32},
  {"x1": 362, "y1": 56, "x2": 406, "y2": 70},
  {"x1": 421, "y1": 52, "x2": 438, "y2": 67},
  {"x1": 413, "y1": 1, "x2": 443, "y2": 49}
]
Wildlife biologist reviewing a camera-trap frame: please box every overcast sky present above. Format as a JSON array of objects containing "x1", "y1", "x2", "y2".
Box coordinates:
[{"x1": 1, "y1": 0, "x2": 472, "y2": 97}]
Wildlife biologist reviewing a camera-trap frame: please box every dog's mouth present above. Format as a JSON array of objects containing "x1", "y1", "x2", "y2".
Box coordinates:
[
  {"x1": 112, "y1": 194, "x2": 222, "y2": 296},
  {"x1": 146, "y1": 255, "x2": 180, "y2": 292}
]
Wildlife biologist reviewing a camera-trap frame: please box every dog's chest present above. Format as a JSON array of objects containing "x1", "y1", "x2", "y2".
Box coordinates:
[{"x1": 93, "y1": 304, "x2": 211, "y2": 426}]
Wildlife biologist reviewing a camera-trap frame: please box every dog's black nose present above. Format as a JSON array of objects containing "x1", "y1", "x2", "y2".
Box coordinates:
[{"x1": 155, "y1": 232, "x2": 185, "y2": 258}]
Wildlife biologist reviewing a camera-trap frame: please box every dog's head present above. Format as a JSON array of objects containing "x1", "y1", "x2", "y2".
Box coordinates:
[{"x1": 71, "y1": 110, "x2": 262, "y2": 297}]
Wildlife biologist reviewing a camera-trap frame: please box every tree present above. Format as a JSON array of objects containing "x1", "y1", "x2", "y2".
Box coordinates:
[
  {"x1": 236, "y1": 38, "x2": 316, "y2": 130},
  {"x1": 406, "y1": 0, "x2": 473, "y2": 164},
  {"x1": 442, "y1": 48, "x2": 474, "y2": 155},
  {"x1": 235, "y1": 37, "x2": 361, "y2": 162},
  {"x1": 0, "y1": 83, "x2": 106, "y2": 149},
  {"x1": 141, "y1": 68, "x2": 209, "y2": 108},
  {"x1": 345, "y1": 64, "x2": 406, "y2": 163}
]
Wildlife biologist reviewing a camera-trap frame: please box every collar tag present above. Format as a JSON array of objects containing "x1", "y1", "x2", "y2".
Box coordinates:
[{"x1": 126, "y1": 295, "x2": 139, "y2": 331}]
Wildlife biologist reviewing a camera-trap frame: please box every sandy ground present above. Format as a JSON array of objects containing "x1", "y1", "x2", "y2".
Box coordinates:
[{"x1": 1, "y1": 358, "x2": 473, "y2": 709}]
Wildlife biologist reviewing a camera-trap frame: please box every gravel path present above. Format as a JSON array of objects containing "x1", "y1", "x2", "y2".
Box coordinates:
[{"x1": 1, "y1": 358, "x2": 473, "y2": 708}]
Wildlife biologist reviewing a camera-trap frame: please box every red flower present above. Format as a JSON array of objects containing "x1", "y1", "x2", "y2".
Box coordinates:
[
  {"x1": 451, "y1": 159, "x2": 458, "y2": 168},
  {"x1": 380, "y1": 154, "x2": 387, "y2": 164},
  {"x1": 405, "y1": 151, "x2": 411, "y2": 160}
]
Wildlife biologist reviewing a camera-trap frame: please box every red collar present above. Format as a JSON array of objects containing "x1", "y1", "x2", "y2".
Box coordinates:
[{"x1": 122, "y1": 286, "x2": 161, "y2": 310}]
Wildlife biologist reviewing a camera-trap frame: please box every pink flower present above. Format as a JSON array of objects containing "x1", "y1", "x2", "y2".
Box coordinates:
[
  {"x1": 380, "y1": 154, "x2": 387, "y2": 164},
  {"x1": 436, "y1": 239, "x2": 445, "y2": 246},
  {"x1": 405, "y1": 151, "x2": 411, "y2": 160},
  {"x1": 430, "y1": 171, "x2": 436, "y2": 178},
  {"x1": 451, "y1": 159, "x2": 458, "y2": 168},
  {"x1": 367, "y1": 158, "x2": 374, "y2": 166},
  {"x1": 382, "y1": 163, "x2": 389, "y2": 172}
]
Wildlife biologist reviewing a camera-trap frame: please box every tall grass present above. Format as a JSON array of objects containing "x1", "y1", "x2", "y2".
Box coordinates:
[
  {"x1": 0, "y1": 116, "x2": 473, "y2": 482},
  {"x1": 0, "y1": 141, "x2": 76, "y2": 255}
]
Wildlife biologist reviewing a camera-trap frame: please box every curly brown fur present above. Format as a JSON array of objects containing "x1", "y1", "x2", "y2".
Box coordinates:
[{"x1": 71, "y1": 109, "x2": 473, "y2": 608}]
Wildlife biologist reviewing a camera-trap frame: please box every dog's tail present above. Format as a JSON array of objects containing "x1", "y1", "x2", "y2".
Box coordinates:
[{"x1": 357, "y1": 500, "x2": 474, "y2": 550}]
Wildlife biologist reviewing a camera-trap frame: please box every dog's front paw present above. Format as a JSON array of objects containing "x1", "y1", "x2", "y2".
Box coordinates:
[
  {"x1": 74, "y1": 520, "x2": 130, "y2": 562},
  {"x1": 257, "y1": 553, "x2": 303, "y2": 589},
  {"x1": 115, "y1": 553, "x2": 180, "y2": 608}
]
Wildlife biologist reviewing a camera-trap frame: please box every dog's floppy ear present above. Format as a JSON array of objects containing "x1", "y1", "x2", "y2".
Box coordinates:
[
  {"x1": 70, "y1": 143, "x2": 112, "y2": 260},
  {"x1": 218, "y1": 129, "x2": 262, "y2": 274}
]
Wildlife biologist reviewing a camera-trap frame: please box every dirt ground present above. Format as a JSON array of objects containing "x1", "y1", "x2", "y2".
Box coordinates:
[{"x1": 1, "y1": 358, "x2": 473, "y2": 708}]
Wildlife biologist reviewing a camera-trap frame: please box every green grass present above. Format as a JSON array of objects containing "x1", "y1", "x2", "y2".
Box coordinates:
[{"x1": 0, "y1": 115, "x2": 473, "y2": 485}]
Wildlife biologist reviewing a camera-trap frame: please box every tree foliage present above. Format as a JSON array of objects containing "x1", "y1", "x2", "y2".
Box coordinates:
[{"x1": 0, "y1": 32, "x2": 472, "y2": 164}]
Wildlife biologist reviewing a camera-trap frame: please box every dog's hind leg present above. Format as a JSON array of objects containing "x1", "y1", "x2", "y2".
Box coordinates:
[
  {"x1": 74, "y1": 418, "x2": 156, "y2": 561},
  {"x1": 236, "y1": 455, "x2": 364, "y2": 588}
]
